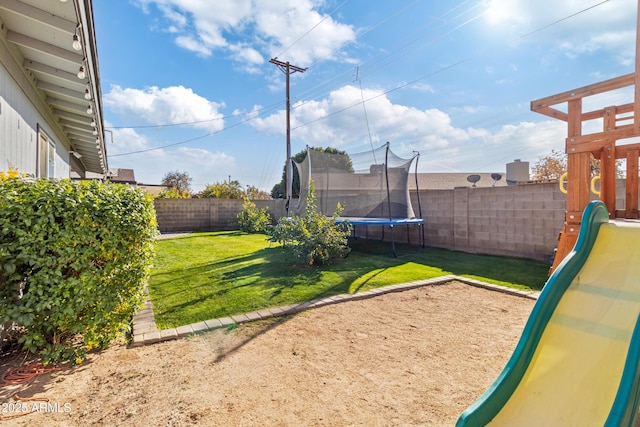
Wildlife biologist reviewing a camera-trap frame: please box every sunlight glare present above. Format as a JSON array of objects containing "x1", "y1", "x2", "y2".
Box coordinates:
[{"x1": 485, "y1": 0, "x2": 513, "y2": 26}]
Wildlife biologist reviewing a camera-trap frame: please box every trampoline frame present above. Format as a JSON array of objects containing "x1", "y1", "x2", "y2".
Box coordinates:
[{"x1": 292, "y1": 142, "x2": 425, "y2": 257}]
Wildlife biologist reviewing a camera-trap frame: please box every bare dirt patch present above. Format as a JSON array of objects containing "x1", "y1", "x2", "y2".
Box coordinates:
[{"x1": 2, "y1": 281, "x2": 534, "y2": 426}]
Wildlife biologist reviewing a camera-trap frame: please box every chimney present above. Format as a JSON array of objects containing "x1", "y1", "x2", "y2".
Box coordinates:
[{"x1": 506, "y1": 159, "x2": 529, "y2": 184}]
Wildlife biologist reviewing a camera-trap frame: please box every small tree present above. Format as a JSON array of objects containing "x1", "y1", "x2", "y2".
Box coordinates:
[
  {"x1": 531, "y1": 149, "x2": 566, "y2": 181},
  {"x1": 531, "y1": 149, "x2": 624, "y2": 181},
  {"x1": 268, "y1": 182, "x2": 351, "y2": 265},
  {"x1": 161, "y1": 170, "x2": 192, "y2": 197},
  {"x1": 271, "y1": 147, "x2": 353, "y2": 199},
  {"x1": 246, "y1": 185, "x2": 271, "y2": 200}
]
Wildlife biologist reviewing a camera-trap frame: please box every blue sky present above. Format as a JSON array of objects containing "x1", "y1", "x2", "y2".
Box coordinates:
[{"x1": 93, "y1": 0, "x2": 637, "y2": 192}]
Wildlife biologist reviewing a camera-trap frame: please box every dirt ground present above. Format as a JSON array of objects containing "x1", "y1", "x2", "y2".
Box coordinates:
[{"x1": 1, "y1": 281, "x2": 535, "y2": 427}]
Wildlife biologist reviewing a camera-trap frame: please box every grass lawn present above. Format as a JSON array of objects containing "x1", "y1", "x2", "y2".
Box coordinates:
[{"x1": 148, "y1": 231, "x2": 550, "y2": 329}]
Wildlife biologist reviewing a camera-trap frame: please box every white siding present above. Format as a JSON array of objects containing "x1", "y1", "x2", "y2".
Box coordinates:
[{"x1": 0, "y1": 51, "x2": 69, "y2": 178}]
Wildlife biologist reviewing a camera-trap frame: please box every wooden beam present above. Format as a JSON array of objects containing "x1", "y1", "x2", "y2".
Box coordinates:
[
  {"x1": 45, "y1": 96, "x2": 86, "y2": 113},
  {"x1": 0, "y1": 0, "x2": 76, "y2": 34},
  {"x1": 66, "y1": 132, "x2": 95, "y2": 143},
  {"x1": 567, "y1": 137, "x2": 614, "y2": 154},
  {"x1": 23, "y1": 59, "x2": 87, "y2": 86},
  {"x1": 37, "y1": 81, "x2": 85, "y2": 102},
  {"x1": 529, "y1": 105, "x2": 568, "y2": 121},
  {"x1": 615, "y1": 142, "x2": 640, "y2": 158},
  {"x1": 6, "y1": 30, "x2": 82, "y2": 64},
  {"x1": 531, "y1": 73, "x2": 635, "y2": 110},
  {"x1": 52, "y1": 108, "x2": 91, "y2": 124},
  {"x1": 59, "y1": 118, "x2": 94, "y2": 134},
  {"x1": 566, "y1": 125, "x2": 637, "y2": 146}
]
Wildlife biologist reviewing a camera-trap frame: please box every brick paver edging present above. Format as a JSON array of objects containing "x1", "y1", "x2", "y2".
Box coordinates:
[{"x1": 131, "y1": 275, "x2": 540, "y2": 347}]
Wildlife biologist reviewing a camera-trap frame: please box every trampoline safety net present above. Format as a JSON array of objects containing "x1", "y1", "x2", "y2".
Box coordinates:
[{"x1": 291, "y1": 142, "x2": 421, "y2": 220}]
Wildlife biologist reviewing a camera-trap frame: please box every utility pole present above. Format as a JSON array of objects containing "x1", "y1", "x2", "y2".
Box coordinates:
[{"x1": 269, "y1": 58, "x2": 307, "y2": 203}]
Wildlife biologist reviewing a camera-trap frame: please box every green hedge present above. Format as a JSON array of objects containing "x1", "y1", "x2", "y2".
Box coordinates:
[{"x1": 0, "y1": 176, "x2": 157, "y2": 364}]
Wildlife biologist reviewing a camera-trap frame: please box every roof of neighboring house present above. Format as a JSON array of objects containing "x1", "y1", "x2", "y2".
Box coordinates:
[
  {"x1": 109, "y1": 168, "x2": 136, "y2": 184},
  {"x1": 0, "y1": 0, "x2": 107, "y2": 175},
  {"x1": 410, "y1": 173, "x2": 509, "y2": 190}
]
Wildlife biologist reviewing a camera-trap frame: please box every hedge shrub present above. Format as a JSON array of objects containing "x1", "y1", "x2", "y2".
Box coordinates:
[{"x1": 0, "y1": 176, "x2": 157, "y2": 364}]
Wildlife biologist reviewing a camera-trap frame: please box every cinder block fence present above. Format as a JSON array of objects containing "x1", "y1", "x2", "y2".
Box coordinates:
[{"x1": 153, "y1": 181, "x2": 631, "y2": 262}]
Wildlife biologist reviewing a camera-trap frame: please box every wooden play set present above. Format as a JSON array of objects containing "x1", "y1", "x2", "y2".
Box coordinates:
[{"x1": 531, "y1": 4, "x2": 640, "y2": 273}]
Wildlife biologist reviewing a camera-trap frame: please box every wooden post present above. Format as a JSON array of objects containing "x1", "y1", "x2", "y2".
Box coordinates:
[
  {"x1": 600, "y1": 106, "x2": 618, "y2": 216},
  {"x1": 551, "y1": 98, "x2": 587, "y2": 273},
  {"x1": 626, "y1": 150, "x2": 639, "y2": 218}
]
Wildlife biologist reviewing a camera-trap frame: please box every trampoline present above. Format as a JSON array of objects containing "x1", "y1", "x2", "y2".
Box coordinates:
[{"x1": 291, "y1": 142, "x2": 424, "y2": 257}]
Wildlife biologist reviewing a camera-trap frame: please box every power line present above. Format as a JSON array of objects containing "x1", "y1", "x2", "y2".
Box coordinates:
[
  {"x1": 110, "y1": 1, "x2": 612, "y2": 158},
  {"x1": 291, "y1": 59, "x2": 468, "y2": 131},
  {"x1": 108, "y1": 109, "x2": 266, "y2": 156},
  {"x1": 508, "y1": 0, "x2": 609, "y2": 43},
  {"x1": 269, "y1": 58, "x2": 307, "y2": 201},
  {"x1": 275, "y1": 0, "x2": 350, "y2": 59},
  {"x1": 106, "y1": 1, "x2": 477, "y2": 131},
  {"x1": 105, "y1": 99, "x2": 286, "y2": 130}
]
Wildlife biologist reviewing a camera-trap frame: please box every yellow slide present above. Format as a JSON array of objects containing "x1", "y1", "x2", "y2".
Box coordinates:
[{"x1": 457, "y1": 201, "x2": 640, "y2": 426}]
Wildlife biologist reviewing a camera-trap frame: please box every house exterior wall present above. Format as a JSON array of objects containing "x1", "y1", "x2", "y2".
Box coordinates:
[{"x1": 0, "y1": 38, "x2": 70, "y2": 178}]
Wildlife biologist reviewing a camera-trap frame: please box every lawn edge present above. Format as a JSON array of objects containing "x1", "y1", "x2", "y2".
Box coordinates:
[{"x1": 131, "y1": 275, "x2": 540, "y2": 348}]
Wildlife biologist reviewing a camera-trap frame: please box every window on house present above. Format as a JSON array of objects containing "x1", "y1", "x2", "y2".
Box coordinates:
[{"x1": 37, "y1": 129, "x2": 55, "y2": 178}]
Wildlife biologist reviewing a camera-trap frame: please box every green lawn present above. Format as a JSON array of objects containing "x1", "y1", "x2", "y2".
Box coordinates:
[{"x1": 148, "y1": 231, "x2": 549, "y2": 329}]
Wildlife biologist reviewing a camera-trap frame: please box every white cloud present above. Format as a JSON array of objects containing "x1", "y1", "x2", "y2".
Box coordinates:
[
  {"x1": 251, "y1": 84, "x2": 470, "y2": 151},
  {"x1": 489, "y1": 0, "x2": 637, "y2": 64},
  {"x1": 104, "y1": 85, "x2": 225, "y2": 132},
  {"x1": 106, "y1": 125, "x2": 152, "y2": 156},
  {"x1": 175, "y1": 35, "x2": 213, "y2": 56},
  {"x1": 135, "y1": 0, "x2": 356, "y2": 69},
  {"x1": 411, "y1": 83, "x2": 435, "y2": 93},
  {"x1": 248, "y1": 83, "x2": 573, "y2": 174},
  {"x1": 105, "y1": 123, "x2": 236, "y2": 189}
]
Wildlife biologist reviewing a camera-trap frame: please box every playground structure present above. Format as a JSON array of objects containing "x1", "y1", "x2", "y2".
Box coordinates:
[
  {"x1": 292, "y1": 142, "x2": 424, "y2": 256},
  {"x1": 457, "y1": 3, "x2": 640, "y2": 424},
  {"x1": 457, "y1": 201, "x2": 640, "y2": 426},
  {"x1": 532, "y1": 2, "x2": 640, "y2": 273}
]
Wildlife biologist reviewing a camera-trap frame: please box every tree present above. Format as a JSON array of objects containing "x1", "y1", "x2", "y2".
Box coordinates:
[
  {"x1": 271, "y1": 147, "x2": 353, "y2": 199},
  {"x1": 245, "y1": 185, "x2": 271, "y2": 200},
  {"x1": 531, "y1": 149, "x2": 623, "y2": 181},
  {"x1": 161, "y1": 170, "x2": 192, "y2": 197},
  {"x1": 531, "y1": 149, "x2": 566, "y2": 181},
  {"x1": 200, "y1": 180, "x2": 244, "y2": 199}
]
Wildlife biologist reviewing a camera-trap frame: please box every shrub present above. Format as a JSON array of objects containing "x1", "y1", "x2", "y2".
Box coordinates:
[
  {"x1": 237, "y1": 199, "x2": 272, "y2": 233},
  {"x1": 156, "y1": 187, "x2": 190, "y2": 199},
  {"x1": 268, "y1": 183, "x2": 351, "y2": 265},
  {"x1": 0, "y1": 176, "x2": 157, "y2": 364}
]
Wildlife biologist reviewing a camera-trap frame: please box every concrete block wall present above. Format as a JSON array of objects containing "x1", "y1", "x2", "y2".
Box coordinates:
[
  {"x1": 402, "y1": 183, "x2": 564, "y2": 262},
  {"x1": 153, "y1": 184, "x2": 567, "y2": 261},
  {"x1": 154, "y1": 198, "x2": 287, "y2": 232},
  {"x1": 461, "y1": 183, "x2": 565, "y2": 261}
]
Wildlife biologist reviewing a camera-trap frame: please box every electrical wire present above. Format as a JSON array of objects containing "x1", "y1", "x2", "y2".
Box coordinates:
[
  {"x1": 107, "y1": 0, "x2": 478, "y2": 132},
  {"x1": 275, "y1": 0, "x2": 350, "y2": 59},
  {"x1": 291, "y1": 59, "x2": 467, "y2": 131},
  {"x1": 110, "y1": 0, "x2": 612, "y2": 159}
]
